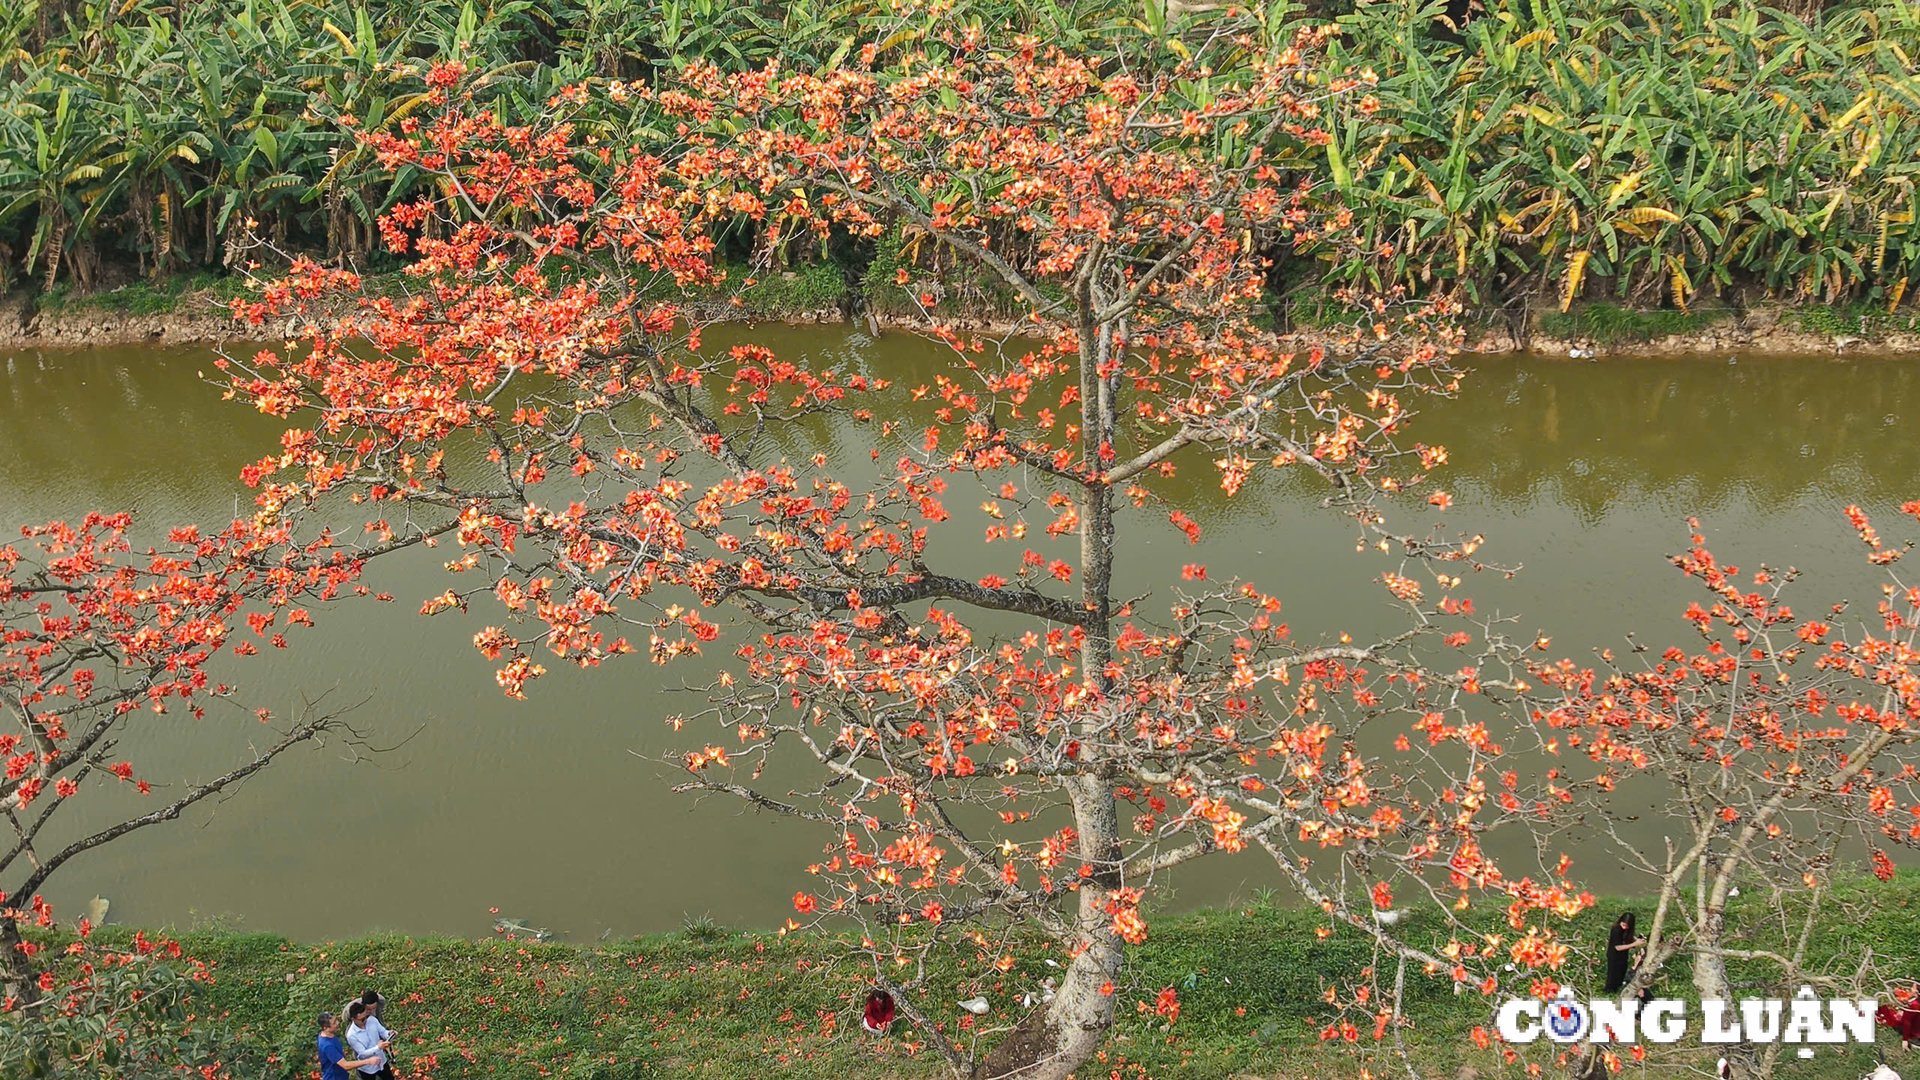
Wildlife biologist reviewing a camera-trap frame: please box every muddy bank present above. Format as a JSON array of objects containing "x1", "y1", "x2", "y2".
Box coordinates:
[
  {"x1": 0, "y1": 290, "x2": 865, "y2": 350},
  {"x1": 0, "y1": 292, "x2": 238, "y2": 348},
  {"x1": 0, "y1": 285, "x2": 1013, "y2": 350},
  {"x1": 3, "y1": 284, "x2": 1915, "y2": 358}
]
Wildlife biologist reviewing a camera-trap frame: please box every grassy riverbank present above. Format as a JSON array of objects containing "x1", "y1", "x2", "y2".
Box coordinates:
[{"x1": 53, "y1": 875, "x2": 1920, "y2": 1079}]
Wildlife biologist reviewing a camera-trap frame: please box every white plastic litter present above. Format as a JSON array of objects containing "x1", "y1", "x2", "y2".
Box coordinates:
[{"x1": 1020, "y1": 979, "x2": 1057, "y2": 1009}]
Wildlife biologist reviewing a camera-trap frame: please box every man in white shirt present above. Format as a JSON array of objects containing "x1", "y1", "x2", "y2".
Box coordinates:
[{"x1": 344, "y1": 1001, "x2": 396, "y2": 1079}]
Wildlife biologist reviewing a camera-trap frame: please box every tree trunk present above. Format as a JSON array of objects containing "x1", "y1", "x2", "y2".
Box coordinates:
[
  {"x1": 30, "y1": 0, "x2": 78, "y2": 52},
  {"x1": 972, "y1": 775, "x2": 1124, "y2": 1080},
  {"x1": 972, "y1": 307, "x2": 1128, "y2": 1080},
  {"x1": 0, "y1": 915, "x2": 39, "y2": 1009},
  {"x1": 1692, "y1": 906, "x2": 1762, "y2": 1079}
]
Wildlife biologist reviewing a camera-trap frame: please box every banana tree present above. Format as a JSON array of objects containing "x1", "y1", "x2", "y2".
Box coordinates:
[{"x1": 0, "y1": 79, "x2": 125, "y2": 291}]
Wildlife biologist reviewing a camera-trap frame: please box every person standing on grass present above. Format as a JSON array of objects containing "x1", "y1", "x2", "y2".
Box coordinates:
[
  {"x1": 1604, "y1": 911, "x2": 1648, "y2": 999},
  {"x1": 343, "y1": 987, "x2": 386, "y2": 1025},
  {"x1": 316, "y1": 1013, "x2": 384, "y2": 1080},
  {"x1": 345, "y1": 1001, "x2": 398, "y2": 1080}
]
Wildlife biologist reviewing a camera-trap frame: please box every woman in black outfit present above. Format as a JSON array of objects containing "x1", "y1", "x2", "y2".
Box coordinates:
[{"x1": 1604, "y1": 912, "x2": 1647, "y2": 996}]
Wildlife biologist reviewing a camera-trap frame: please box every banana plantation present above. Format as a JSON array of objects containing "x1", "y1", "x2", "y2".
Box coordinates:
[
  {"x1": 1320, "y1": 0, "x2": 1920, "y2": 314},
  {"x1": 2, "y1": 0, "x2": 1918, "y2": 316}
]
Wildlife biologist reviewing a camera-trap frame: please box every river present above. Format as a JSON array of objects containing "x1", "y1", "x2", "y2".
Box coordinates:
[{"x1": 3, "y1": 327, "x2": 1913, "y2": 941}]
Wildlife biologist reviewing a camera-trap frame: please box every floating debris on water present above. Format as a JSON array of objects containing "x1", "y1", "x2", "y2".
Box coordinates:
[{"x1": 492, "y1": 916, "x2": 555, "y2": 942}]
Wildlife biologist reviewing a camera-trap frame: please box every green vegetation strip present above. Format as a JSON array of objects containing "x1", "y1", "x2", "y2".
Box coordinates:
[
  {"x1": 8, "y1": 0, "x2": 1920, "y2": 326},
  {"x1": 49, "y1": 875, "x2": 1920, "y2": 1079}
]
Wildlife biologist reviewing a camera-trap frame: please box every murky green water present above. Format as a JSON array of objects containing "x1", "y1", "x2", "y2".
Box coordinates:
[{"x1": 3, "y1": 328, "x2": 1913, "y2": 941}]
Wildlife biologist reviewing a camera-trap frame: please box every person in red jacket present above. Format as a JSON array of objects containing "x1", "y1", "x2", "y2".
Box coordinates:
[
  {"x1": 862, "y1": 988, "x2": 897, "y2": 1035},
  {"x1": 1878, "y1": 987, "x2": 1920, "y2": 1051}
]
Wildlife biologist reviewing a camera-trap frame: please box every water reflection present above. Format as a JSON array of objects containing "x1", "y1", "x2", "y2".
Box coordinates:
[{"x1": 0, "y1": 332, "x2": 1913, "y2": 939}]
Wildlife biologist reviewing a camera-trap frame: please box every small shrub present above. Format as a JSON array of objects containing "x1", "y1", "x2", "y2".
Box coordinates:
[{"x1": 681, "y1": 913, "x2": 729, "y2": 943}]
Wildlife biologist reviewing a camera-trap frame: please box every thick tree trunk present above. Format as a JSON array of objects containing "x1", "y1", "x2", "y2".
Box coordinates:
[{"x1": 973, "y1": 784, "x2": 1125, "y2": 1080}]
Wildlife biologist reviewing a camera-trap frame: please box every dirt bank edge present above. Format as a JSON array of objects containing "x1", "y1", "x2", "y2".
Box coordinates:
[{"x1": 4, "y1": 286, "x2": 1915, "y2": 358}]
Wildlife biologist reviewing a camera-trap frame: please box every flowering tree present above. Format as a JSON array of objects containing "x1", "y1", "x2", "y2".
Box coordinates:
[
  {"x1": 0, "y1": 510, "x2": 368, "y2": 1067},
  {"x1": 224, "y1": 28, "x2": 1590, "y2": 1079},
  {"x1": 0, "y1": 926, "x2": 227, "y2": 1077},
  {"x1": 1513, "y1": 506, "x2": 1920, "y2": 1080}
]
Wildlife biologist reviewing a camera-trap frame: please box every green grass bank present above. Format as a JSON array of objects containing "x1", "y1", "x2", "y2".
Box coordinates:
[{"x1": 48, "y1": 874, "x2": 1920, "y2": 1079}]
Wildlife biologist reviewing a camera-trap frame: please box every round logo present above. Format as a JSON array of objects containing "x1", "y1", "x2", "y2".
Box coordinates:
[{"x1": 1545, "y1": 998, "x2": 1589, "y2": 1043}]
